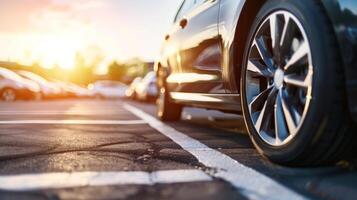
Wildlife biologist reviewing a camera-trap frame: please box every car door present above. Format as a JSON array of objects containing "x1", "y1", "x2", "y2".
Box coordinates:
[
  {"x1": 175, "y1": 0, "x2": 223, "y2": 94},
  {"x1": 163, "y1": 0, "x2": 195, "y2": 93}
]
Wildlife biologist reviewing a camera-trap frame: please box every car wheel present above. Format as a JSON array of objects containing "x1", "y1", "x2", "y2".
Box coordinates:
[
  {"x1": 1, "y1": 88, "x2": 16, "y2": 102},
  {"x1": 157, "y1": 83, "x2": 182, "y2": 121},
  {"x1": 240, "y1": 0, "x2": 356, "y2": 165}
]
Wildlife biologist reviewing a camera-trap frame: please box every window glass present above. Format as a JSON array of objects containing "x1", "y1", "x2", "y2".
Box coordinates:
[
  {"x1": 193, "y1": 0, "x2": 207, "y2": 5},
  {"x1": 0, "y1": 68, "x2": 23, "y2": 82},
  {"x1": 174, "y1": 0, "x2": 194, "y2": 22}
]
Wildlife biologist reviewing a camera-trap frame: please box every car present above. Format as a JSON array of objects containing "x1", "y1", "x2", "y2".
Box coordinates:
[
  {"x1": 65, "y1": 82, "x2": 97, "y2": 98},
  {"x1": 125, "y1": 77, "x2": 143, "y2": 99},
  {"x1": 17, "y1": 71, "x2": 63, "y2": 99},
  {"x1": 54, "y1": 81, "x2": 77, "y2": 98},
  {"x1": 0, "y1": 67, "x2": 41, "y2": 101},
  {"x1": 89, "y1": 80, "x2": 128, "y2": 99},
  {"x1": 134, "y1": 71, "x2": 158, "y2": 101},
  {"x1": 54, "y1": 81, "x2": 96, "y2": 99},
  {"x1": 156, "y1": 0, "x2": 357, "y2": 165}
]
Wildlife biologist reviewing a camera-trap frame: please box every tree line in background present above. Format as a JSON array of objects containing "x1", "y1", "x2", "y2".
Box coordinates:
[{"x1": 0, "y1": 54, "x2": 152, "y2": 86}]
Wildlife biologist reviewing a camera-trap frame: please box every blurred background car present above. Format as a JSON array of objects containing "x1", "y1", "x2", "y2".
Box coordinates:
[
  {"x1": 64, "y1": 82, "x2": 97, "y2": 98},
  {"x1": 0, "y1": 67, "x2": 41, "y2": 102},
  {"x1": 17, "y1": 70, "x2": 63, "y2": 99},
  {"x1": 89, "y1": 80, "x2": 128, "y2": 99},
  {"x1": 134, "y1": 71, "x2": 158, "y2": 101},
  {"x1": 53, "y1": 81, "x2": 79, "y2": 98},
  {"x1": 125, "y1": 77, "x2": 142, "y2": 99}
]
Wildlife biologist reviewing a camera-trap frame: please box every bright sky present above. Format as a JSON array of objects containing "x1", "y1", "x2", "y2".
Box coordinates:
[{"x1": 0, "y1": 0, "x2": 182, "y2": 71}]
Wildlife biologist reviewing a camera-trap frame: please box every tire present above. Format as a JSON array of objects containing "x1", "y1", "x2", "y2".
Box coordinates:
[
  {"x1": 1, "y1": 88, "x2": 17, "y2": 102},
  {"x1": 240, "y1": 0, "x2": 355, "y2": 165},
  {"x1": 157, "y1": 82, "x2": 183, "y2": 121}
]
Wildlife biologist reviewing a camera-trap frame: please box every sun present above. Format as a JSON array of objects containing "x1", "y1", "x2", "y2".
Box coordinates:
[
  {"x1": 30, "y1": 35, "x2": 80, "y2": 70},
  {"x1": 14, "y1": 30, "x2": 91, "y2": 70}
]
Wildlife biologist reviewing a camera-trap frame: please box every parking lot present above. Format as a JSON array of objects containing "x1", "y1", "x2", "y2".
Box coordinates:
[{"x1": 0, "y1": 99, "x2": 356, "y2": 200}]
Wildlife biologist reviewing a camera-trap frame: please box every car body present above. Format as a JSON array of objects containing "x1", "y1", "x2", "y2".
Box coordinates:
[
  {"x1": 158, "y1": 0, "x2": 357, "y2": 113},
  {"x1": 135, "y1": 71, "x2": 158, "y2": 101},
  {"x1": 125, "y1": 77, "x2": 143, "y2": 99},
  {"x1": 0, "y1": 67, "x2": 41, "y2": 101},
  {"x1": 89, "y1": 80, "x2": 128, "y2": 99},
  {"x1": 68, "y1": 82, "x2": 97, "y2": 98},
  {"x1": 54, "y1": 81, "x2": 96, "y2": 98},
  {"x1": 17, "y1": 71, "x2": 63, "y2": 99},
  {"x1": 54, "y1": 81, "x2": 77, "y2": 98},
  {"x1": 156, "y1": 0, "x2": 357, "y2": 165}
]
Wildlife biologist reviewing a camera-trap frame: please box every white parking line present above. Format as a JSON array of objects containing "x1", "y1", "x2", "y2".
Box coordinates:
[
  {"x1": 124, "y1": 104, "x2": 307, "y2": 200},
  {"x1": 0, "y1": 120, "x2": 146, "y2": 125},
  {"x1": 0, "y1": 169, "x2": 212, "y2": 191}
]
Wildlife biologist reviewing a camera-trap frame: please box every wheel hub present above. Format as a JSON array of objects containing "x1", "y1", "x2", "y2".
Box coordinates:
[{"x1": 274, "y1": 69, "x2": 284, "y2": 89}]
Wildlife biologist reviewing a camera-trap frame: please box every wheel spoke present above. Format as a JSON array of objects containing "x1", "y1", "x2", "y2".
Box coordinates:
[
  {"x1": 249, "y1": 86, "x2": 273, "y2": 113},
  {"x1": 254, "y1": 88, "x2": 278, "y2": 132},
  {"x1": 247, "y1": 59, "x2": 274, "y2": 78},
  {"x1": 284, "y1": 74, "x2": 309, "y2": 88},
  {"x1": 281, "y1": 91, "x2": 300, "y2": 134},
  {"x1": 254, "y1": 36, "x2": 274, "y2": 70},
  {"x1": 284, "y1": 41, "x2": 308, "y2": 71},
  {"x1": 270, "y1": 14, "x2": 284, "y2": 57},
  {"x1": 269, "y1": 13, "x2": 278, "y2": 50},
  {"x1": 274, "y1": 90, "x2": 289, "y2": 143},
  {"x1": 280, "y1": 14, "x2": 293, "y2": 48}
]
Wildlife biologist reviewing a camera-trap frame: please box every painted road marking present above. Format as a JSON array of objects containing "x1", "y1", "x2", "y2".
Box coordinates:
[
  {"x1": 124, "y1": 104, "x2": 307, "y2": 200},
  {"x1": 0, "y1": 169, "x2": 212, "y2": 191},
  {"x1": 0, "y1": 120, "x2": 146, "y2": 125}
]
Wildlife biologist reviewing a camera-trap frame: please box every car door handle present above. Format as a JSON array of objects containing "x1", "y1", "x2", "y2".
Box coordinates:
[{"x1": 179, "y1": 18, "x2": 188, "y2": 29}]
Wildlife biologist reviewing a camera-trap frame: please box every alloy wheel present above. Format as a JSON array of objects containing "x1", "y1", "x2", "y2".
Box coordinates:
[
  {"x1": 245, "y1": 11, "x2": 313, "y2": 146},
  {"x1": 2, "y1": 89, "x2": 16, "y2": 102}
]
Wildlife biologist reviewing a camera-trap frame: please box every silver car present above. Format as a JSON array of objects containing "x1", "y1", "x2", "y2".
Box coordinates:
[{"x1": 0, "y1": 68, "x2": 41, "y2": 101}]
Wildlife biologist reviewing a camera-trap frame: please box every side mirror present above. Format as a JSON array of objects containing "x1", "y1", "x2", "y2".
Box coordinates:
[{"x1": 165, "y1": 34, "x2": 170, "y2": 41}]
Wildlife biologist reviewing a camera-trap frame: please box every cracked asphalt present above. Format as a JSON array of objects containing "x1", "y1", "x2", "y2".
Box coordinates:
[{"x1": 0, "y1": 100, "x2": 356, "y2": 200}]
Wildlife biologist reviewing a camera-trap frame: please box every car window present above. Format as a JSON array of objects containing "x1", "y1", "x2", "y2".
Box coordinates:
[
  {"x1": 98, "y1": 81, "x2": 125, "y2": 88},
  {"x1": 194, "y1": 0, "x2": 209, "y2": 5},
  {"x1": 0, "y1": 69, "x2": 24, "y2": 82},
  {"x1": 142, "y1": 72, "x2": 156, "y2": 83},
  {"x1": 174, "y1": 0, "x2": 194, "y2": 22},
  {"x1": 19, "y1": 71, "x2": 48, "y2": 85}
]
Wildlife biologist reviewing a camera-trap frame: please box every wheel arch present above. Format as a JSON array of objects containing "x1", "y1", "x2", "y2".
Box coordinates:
[{"x1": 229, "y1": 0, "x2": 267, "y2": 93}]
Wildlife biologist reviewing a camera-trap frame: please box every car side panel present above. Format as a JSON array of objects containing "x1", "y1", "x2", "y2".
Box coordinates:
[
  {"x1": 173, "y1": 0, "x2": 224, "y2": 94},
  {"x1": 218, "y1": 0, "x2": 247, "y2": 94}
]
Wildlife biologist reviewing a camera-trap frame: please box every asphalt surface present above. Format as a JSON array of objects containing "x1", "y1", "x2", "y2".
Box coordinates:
[{"x1": 0, "y1": 99, "x2": 356, "y2": 200}]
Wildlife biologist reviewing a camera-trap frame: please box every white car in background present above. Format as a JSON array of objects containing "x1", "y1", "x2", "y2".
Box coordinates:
[
  {"x1": 17, "y1": 70, "x2": 62, "y2": 99},
  {"x1": 89, "y1": 80, "x2": 128, "y2": 99},
  {"x1": 65, "y1": 82, "x2": 97, "y2": 98},
  {"x1": 135, "y1": 71, "x2": 158, "y2": 101},
  {"x1": 0, "y1": 67, "x2": 41, "y2": 101},
  {"x1": 125, "y1": 77, "x2": 142, "y2": 99}
]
